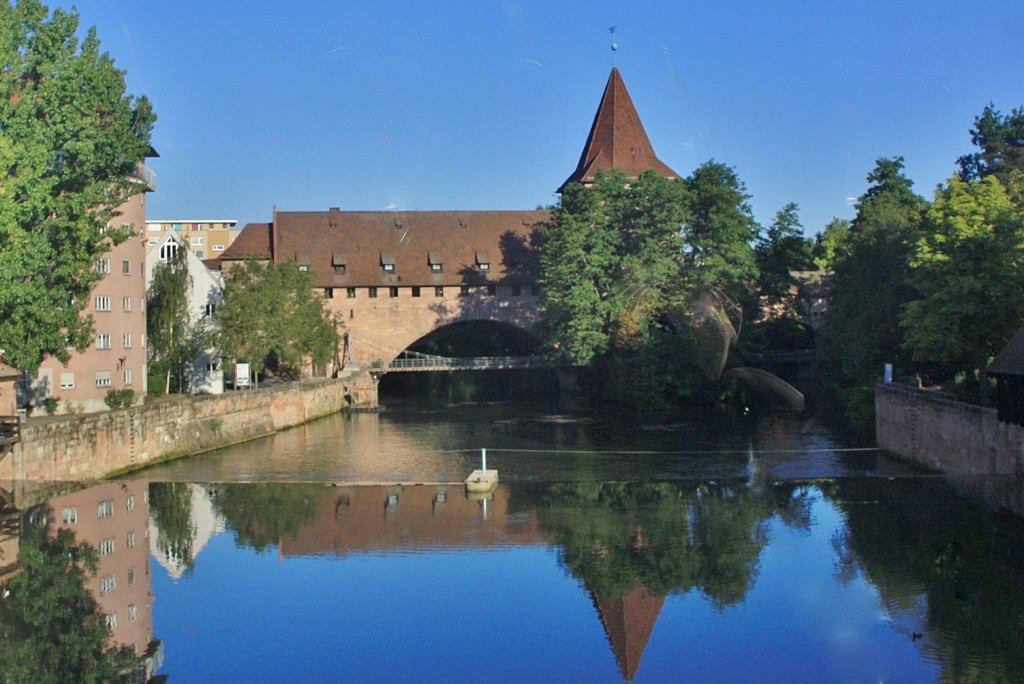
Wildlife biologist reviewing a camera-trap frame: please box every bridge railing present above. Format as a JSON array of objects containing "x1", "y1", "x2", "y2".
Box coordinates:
[{"x1": 385, "y1": 355, "x2": 554, "y2": 372}]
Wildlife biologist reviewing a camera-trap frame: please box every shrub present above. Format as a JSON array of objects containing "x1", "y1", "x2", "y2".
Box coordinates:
[
  {"x1": 104, "y1": 389, "x2": 136, "y2": 410},
  {"x1": 42, "y1": 397, "x2": 60, "y2": 415}
]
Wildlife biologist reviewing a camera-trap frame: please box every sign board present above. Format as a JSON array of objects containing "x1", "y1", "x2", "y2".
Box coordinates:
[{"x1": 235, "y1": 363, "x2": 251, "y2": 389}]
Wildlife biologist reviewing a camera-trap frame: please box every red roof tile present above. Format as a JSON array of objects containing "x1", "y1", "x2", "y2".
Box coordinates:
[
  {"x1": 220, "y1": 209, "x2": 551, "y2": 288},
  {"x1": 560, "y1": 67, "x2": 678, "y2": 192}
]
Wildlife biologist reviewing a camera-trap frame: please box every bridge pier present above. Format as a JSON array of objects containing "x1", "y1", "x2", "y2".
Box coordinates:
[{"x1": 341, "y1": 370, "x2": 380, "y2": 410}]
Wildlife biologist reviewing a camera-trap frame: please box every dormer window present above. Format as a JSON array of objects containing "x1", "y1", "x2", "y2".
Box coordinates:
[
  {"x1": 332, "y1": 252, "x2": 347, "y2": 274},
  {"x1": 296, "y1": 253, "x2": 311, "y2": 272},
  {"x1": 476, "y1": 251, "x2": 490, "y2": 272},
  {"x1": 381, "y1": 253, "x2": 396, "y2": 273},
  {"x1": 428, "y1": 251, "x2": 443, "y2": 273}
]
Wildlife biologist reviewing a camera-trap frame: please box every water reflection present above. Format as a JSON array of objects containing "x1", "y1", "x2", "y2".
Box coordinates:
[
  {"x1": 3, "y1": 405, "x2": 1024, "y2": 681},
  {"x1": 138, "y1": 478, "x2": 1024, "y2": 682},
  {"x1": 0, "y1": 481, "x2": 161, "y2": 682}
]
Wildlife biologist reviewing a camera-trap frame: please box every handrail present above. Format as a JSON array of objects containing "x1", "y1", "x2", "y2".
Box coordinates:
[
  {"x1": 386, "y1": 355, "x2": 555, "y2": 372},
  {"x1": 0, "y1": 415, "x2": 20, "y2": 446}
]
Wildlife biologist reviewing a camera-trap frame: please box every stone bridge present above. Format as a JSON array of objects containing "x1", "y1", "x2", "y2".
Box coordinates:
[{"x1": 334, "y1": 286, "x2": 542, "y2": 370}]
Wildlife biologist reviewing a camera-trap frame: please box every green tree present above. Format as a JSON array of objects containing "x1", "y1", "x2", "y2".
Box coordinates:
[
  {"x1": 901, "y1": 175, "x2": 1024, "y2": 404},
  {"x1": 537, "y1": 169, "x2": 688, "y2": 367},
  {"x1": 147, "y1": 240, "x2": 200, "y2": 394},
  {"x1": 755, "y1": 202, "x2": 815, "y2": 301},
  {"x1": 823, "y1": 157, "x2": 926, "y2": 386},
  {"x1": 0, "y1": 525, "x2": 140, "y2": 683},
  {"x1": 957, "y1": 104, "x2": 1024, "y2": 182},
  {"x1": 215, "y1": 259, "x2": 339, "y2": 383},
  {"x1": 811, "y1": 217, "x2": 851, "y2": 271},
  {"x1": 682, "y1": 160, "x2": 760, "y2": 297},
  {"x1": 0, "y1": 0, "x2": 155, "y2": 372}
]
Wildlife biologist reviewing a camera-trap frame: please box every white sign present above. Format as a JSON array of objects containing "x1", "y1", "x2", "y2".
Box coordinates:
[{"x1": 235, "y1": 363, "x2": 251, "y2": 389}]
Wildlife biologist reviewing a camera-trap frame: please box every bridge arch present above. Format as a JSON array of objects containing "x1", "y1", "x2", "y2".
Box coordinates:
[{"x1": 332, "y1": 288, "x2": 540, "y2": 370}]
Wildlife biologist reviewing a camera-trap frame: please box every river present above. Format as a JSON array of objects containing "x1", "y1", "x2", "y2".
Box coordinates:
[{"x1": 5, "y1": 398, "x2": 1024, "y2": 682}]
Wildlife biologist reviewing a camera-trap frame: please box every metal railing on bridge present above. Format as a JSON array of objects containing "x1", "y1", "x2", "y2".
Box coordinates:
[{"x1": 382, "y1": 351, "x2": 556, "y2": 373}]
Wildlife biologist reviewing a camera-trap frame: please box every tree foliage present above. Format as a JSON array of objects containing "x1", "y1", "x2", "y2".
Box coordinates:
[
  {"x1": 755, "y1": 202, "x2": 815, "y2": 301},
  {"x1": 957, "y1": 104, "x2": 1024, "y2": 182},
  {"x1": 0, "y1": 0, "x2": 155, "y2": 372},
  {"x1": 147, "y1": 240, "x2": 201, "y2": 394},
  {"x1": 823, "y1": 157, "x2": 926, "y2": 386},
  {"x1": 537, "y1": 170, "x2": 687, "y2": 368},
  {"x1": 538, "y1": 163, "x2": 783, "y2": 410},
  {"x1": 0, "y1": 525, "x2": 140, "y2": 683},
  {"x1": 215, "y1": 259, "x2": 339, "y2": 380},
  {"x1": 901, "y1": 175, "x2": 1024, "y2": 403},
  {"x1": 682, "y1": 160, "x2": 760, "y2": 297},
  {"x1": 812, "y1": 217, "x2": 850, "y2": 271}
]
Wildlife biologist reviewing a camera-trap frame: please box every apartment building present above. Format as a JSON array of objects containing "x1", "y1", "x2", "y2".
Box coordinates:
[
  {"x1": 144, "y1": 219, "x2": 238, "y2": 260},
  {"x1": 24, "y1": 161, "x2": 156, "y2": 414}
]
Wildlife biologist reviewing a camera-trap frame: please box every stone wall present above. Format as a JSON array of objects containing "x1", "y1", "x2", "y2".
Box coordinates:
[
  {"x1": 1, "y1": 373, "x2": 375, "y2": 481},
  {"x1": 876, "y1": 383, "x2": 1024, "y2": 477}
]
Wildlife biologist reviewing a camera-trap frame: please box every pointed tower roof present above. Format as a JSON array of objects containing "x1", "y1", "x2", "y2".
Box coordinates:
[
  {"x1": 591, "y1": 586, "x2": 666, "y2": 682},
  {"x1": 559, "y1": 67, "x2": 678, "y2": 193}
]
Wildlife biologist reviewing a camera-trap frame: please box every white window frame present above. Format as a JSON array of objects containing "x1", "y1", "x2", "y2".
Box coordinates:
[
  {"x1": 95, "y1": 371, "x2": 112, "y2": 388},
  {"x1": 96, "y1": 334, "x2": 111, "y2": 350},
  {"x1": 59, "y1": 372, "x2": 75, "y2": 390},
  {"x1": 62, "y1": 507, "x2": 77, "y2": 524},
  {"x1": 98, "y1": 500, "x2": 114, "y2": 518},
  {"x1": 123, "y1": 296, "x2": 132, "y2": 312},
  {"x1": 95, "y1": 296, "x2": 111, "y2": 312},
  {"x1": 123, "y1": 333, "x2": 132, "y2": 349},
  {"x1": 123, "y1": 368, "x2": 133, "y2": 386}
]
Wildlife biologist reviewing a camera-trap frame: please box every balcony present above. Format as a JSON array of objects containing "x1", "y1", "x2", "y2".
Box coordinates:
[{"x1": 132, "y1": 162, "x2": 157, "y2": 192}]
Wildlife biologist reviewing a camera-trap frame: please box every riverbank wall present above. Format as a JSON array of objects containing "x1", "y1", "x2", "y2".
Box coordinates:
[
  {"x1": 876, "y1": 383, "x2": 1024, "y2": 516},
  {"x1": 1, "y1": 371, "x2": 377, "y2": 482}
]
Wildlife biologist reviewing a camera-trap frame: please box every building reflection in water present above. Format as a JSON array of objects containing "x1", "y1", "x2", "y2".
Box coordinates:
[{"x1": 4, "y1": 480, "x2": 162, "y2": 678}]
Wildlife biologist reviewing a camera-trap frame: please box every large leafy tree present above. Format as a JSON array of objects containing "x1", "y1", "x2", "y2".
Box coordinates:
[
  {"x1": 537, "y1": 169, "x2": 687, "y2": 367},
  {"x1": 0, "y1": 525, "x2": 141, "y2": 683},
  {"x1": 901, "y1": 175, "x2": 1024, "y2": 404},
  {"x1": 957, "y1": 104, "x2": 1024, "y2": 182},
  {"x1": 0, "y1": 0, "x2": 155, "y2": 372},
  {"x1": 823, "y1": 157, "x2": 926, "y2": 386},
  {"x1": 755, "y1": 202, "x2": 815, "y2": 301},
  {"x1": 682, "y1": 160, "x2": 760, "y2": 298},
  {"x1": 812, "y1": 217, "x2": 851, "y2": 271},
  {"x1": 215, "y1": 259, "x2": 339, "y2": 383}
]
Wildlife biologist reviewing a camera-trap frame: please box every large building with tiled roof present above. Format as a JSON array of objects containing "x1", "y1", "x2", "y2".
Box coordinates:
[{"x1": 220, "y1": 67, "x2": 677, "y2": 370}]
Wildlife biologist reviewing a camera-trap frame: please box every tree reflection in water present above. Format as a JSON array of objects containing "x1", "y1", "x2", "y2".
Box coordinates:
[
  {"x1": 145, "y1": 478, "x2": 1024, "y2": 682},
  {"x1": 0, "y1": 524, "x2": 141, "y2": 683}
]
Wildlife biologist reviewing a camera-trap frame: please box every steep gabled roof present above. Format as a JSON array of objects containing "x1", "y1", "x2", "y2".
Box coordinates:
[
  {"x1": 591, "y1": 586, "x2": 666, "y2": 682},
  {"x1": 559, "y1": 67, "x2": 678, "y2": 192}
]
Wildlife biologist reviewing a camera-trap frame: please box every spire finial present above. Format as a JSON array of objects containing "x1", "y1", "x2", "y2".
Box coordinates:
[{"x1": 609, "y1": 26, "x2": 617, "y2": 66}]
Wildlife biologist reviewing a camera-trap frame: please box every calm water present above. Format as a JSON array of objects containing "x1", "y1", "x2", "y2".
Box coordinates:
[{"x1": 6, "y1": 401, "x2": 1024, "y2": 682}]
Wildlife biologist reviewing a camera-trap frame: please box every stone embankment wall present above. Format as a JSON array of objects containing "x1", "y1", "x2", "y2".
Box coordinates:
[
  {"x1": 2, "y1": 372, "x2": 377, "y2": 481},
  {"x1": 876, "y1": 383, "x2": 1024, "y2": 477}
]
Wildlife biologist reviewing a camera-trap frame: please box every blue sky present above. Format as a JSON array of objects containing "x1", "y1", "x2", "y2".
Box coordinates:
[{"x1": 72, "y1": 1, "x2": 1024, "y2": 236}]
